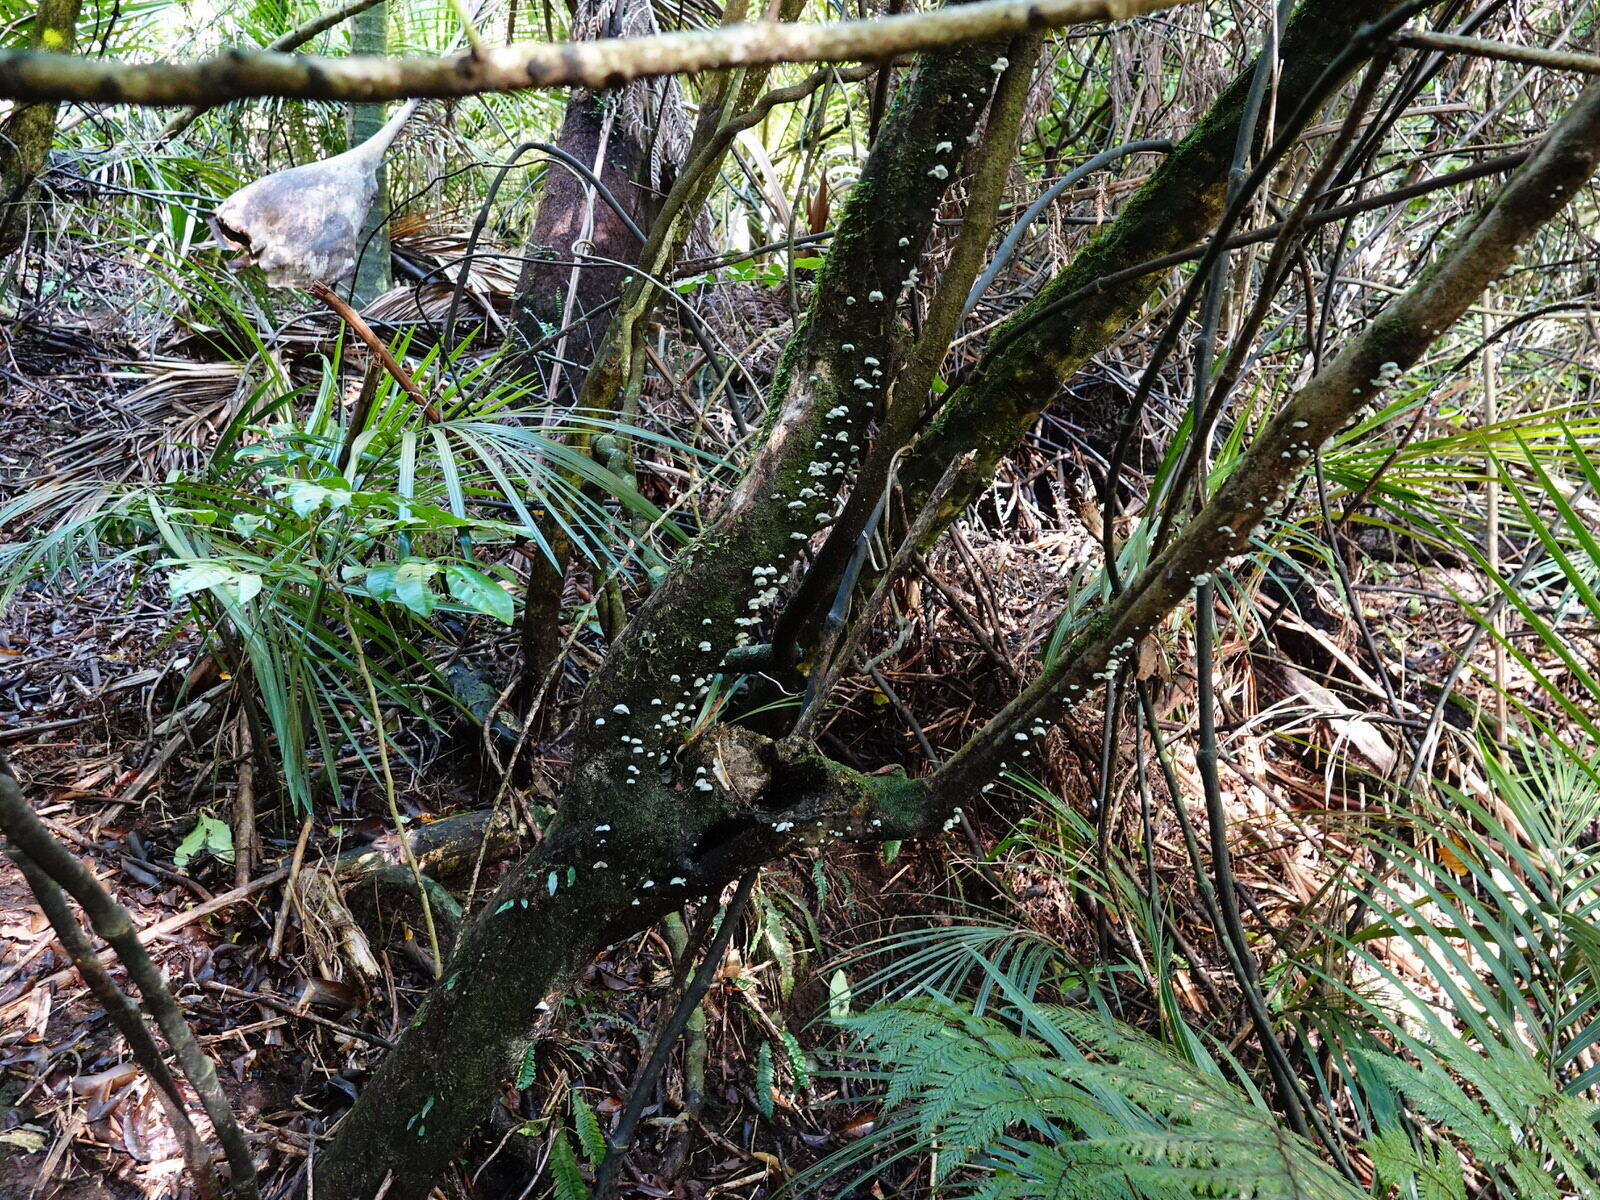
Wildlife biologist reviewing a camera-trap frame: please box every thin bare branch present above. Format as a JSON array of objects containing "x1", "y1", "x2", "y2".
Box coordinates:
[{"x1": 0, "y1": 0, "x2": 1194, "y2": 105}]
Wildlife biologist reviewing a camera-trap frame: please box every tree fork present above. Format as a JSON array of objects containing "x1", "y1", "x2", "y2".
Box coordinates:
[
  {"x1": 313, "y1": 38, "x2": 1007, "y2": 1199},
  {"x1": 329, "y1": 67, "x2": 1600, "y2": 1196},
  {"x1": 783, "y1": 0, "x2": 1420, "y2": 649}
]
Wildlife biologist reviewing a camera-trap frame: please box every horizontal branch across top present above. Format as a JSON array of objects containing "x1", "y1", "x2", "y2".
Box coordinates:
[{"x1": 0, "y1": 0, "x2": 1193, "y2": 106}]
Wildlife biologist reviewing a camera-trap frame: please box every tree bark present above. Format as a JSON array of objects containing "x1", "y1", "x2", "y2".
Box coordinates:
[
  {"x1": 313, "y1": 40, "x2": 1005, "y2": 1199},
  {"x1": 509, "y1": 93, "x2": 651, "y2": 388},
  {"x1": 0, "y1": 0, "x2": 82, "y2": 257},
  {"x1": 312, "y1": 12, "x2": 1600, "y2": 1200},
  {"x1": 507, "y1": 0, "x2": 694, "y2": 694},
  {"x1": 781, "y1": 0, "x2": 1415, "y2": 649}
]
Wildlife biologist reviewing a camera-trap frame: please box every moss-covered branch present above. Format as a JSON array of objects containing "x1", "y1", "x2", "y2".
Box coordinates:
[
  {"x1": 878, "y1": 0, "x2": 1413, "y2": 584},
  {"x1": 777, "y1": 32, "x2": 1043, "y2": 658},
  {"x1": 312, "y1": 35, "x2": 1018, "y2": 1200},
  {"x1": 927, "y1": 78, "x2": 1600, "y2": 810},
  {"x1": 0, "y1": 0, "x2": 1194, "y2": 105}
]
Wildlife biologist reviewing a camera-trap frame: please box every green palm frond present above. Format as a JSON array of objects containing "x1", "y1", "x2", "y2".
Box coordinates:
[{"x1": 2, "y1": 332, "x2": 722, "y2": 812}]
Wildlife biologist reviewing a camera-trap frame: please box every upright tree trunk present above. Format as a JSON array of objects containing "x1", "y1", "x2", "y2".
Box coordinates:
[
  {"x1": 508, "y1": 0, "x2": 687, "y2": 389},
  {"x1": 313, "y1": 40, "x2": 1008, "y2": 1199},
  {"x1": 0, "y1": 0, "x2": 82, "y2": 257},
  {"x1": 509, "y1": 92, "x2": 652, "y2": 385},
  {"x1": 348, "y1": 0, "x2": 390, "y2": 303},
  {"x1": 507, "y1": 0, "x2": 690, "y2": 691}
]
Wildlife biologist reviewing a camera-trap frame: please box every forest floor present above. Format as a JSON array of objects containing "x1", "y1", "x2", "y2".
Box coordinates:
[
  {"x1": 0, "y1": 315, "x2": 985, "y2": 1199},
  {"x1": 0, "y1": 235, "x2": 1499, "y2": 1200}
]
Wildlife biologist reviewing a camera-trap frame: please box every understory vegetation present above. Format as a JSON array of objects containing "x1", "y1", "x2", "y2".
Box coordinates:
[{"x1": 3, "y1": 1, "x2": 1600, "y2": 1199}]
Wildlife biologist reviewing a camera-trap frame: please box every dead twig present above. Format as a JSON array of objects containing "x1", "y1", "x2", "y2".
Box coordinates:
[{"x1": 310, "y1": 280, "x2": 443, "y2": 421}]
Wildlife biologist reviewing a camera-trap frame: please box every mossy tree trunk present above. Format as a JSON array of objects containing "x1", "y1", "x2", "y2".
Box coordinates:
[
  {"x1": 311, "y1": 6, "x2": 1600, "y2": 1198},
  {"x1": 314, "y1": 38, "x2": 1009, "y2": 1200},
  {"x1": 0, "y1": 0, "x2": 82, "y2": 257},
  {"x1": 778, "y1": 0, "x2": 1410, "y2": 652}
]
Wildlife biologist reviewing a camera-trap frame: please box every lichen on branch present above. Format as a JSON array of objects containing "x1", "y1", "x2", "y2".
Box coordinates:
[{"x1": 0, "y1": 0, "x2": 1196, "y2": 105}]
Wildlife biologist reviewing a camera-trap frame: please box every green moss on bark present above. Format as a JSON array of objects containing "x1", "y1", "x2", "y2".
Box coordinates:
[
  {"x1": 893, "y1": 0, "x2": 1412, "y2": 548},
  {"x1": 0, "y1": 0, "x2": 82, "y2": 257},
  {"x1": 315, "y1": 40, "x2": 1008, "y2": 1200}
]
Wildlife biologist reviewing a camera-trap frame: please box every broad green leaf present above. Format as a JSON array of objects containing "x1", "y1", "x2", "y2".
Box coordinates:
[
  {"x1": 367, "y1": 560, "x2": 439, "y2": 616},
  {"x1": 446, "y1": 564, "x2": 514, "y2": 625},
  {"x1": 174, "y1": 813, "x2": 234, "y2": 870},
  {"x1": 167, "y1": 560, "x2": 234, "y2": 597},
  {"x1": 224, "y1": 570, "x2": 264, "y2": 605},
  {"x1": 282, "y1": 480, "x2": 349, "y2": 518},
  {"x1": 168, "y1": 560, "x2": 263, "y2": 605}
]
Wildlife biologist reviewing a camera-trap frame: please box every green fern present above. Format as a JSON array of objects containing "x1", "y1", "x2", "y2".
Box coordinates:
[
  {"x1": 547, "y1": 1130, "x2": 587, "y2": 1200},
  {"x1": 1361, "y1": 1039, "x2": 1600, "y2": 1200},
  {"x1": 779, "y1": 1029, "x2": 810, "y2": 1092},
  {"x1": 755, "y1": 1041, "x2": 775, "y2": 1121},
  {"x1": 569, "y1": 1089, "x2": 607, "y2": 1164},
  {"x1": 822, "y1": 997, "x2": 1362, "y2": 1200}
]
